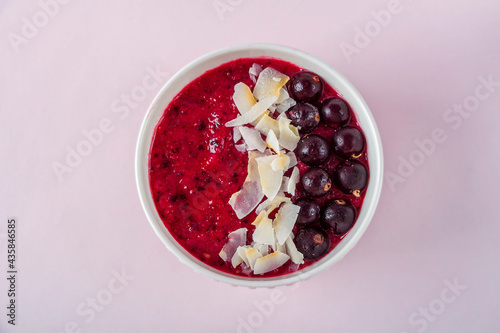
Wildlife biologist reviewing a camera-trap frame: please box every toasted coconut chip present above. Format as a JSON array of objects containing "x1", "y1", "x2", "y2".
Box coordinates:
[
  {"x1": 286, "y1": 152, "x2": 298, "y2": 169},
  {"x1": 255, "y1": 154, "x2": 280, "y2": 165},
  {"x1": 274, "y1": 203, "x2": 300, "y2": 245},
  {"x1": 235, "y1": 143, "x2": 247, "y2": 153},
  {"x1": 219, "y1": 228, "x2": 247, "y2": 262},
  {"x1": 228, "y1": 151, "x2": 264, "y2": 218},
  {"x1": 276, "y1": 98, "x2": 296, "y2": 114},
  {"x1": 233, "y1": 82, "x2": 256, "y2": 114},
  {"x1": 252, "y1": 214, "x2": 275, "y2": 245},
  {"x1": 255, "y1": 198, "x2": 271, "y2": 214},
  {"x1": 239, "y1": 126, "x2": 267, "y2": 152},
  {"x1": 236, "y1": 245, "x2": 252, "y2": 267},
  {"x1": 229, "y1": 180, "x2": 262, "y2": 219},
  {"x1": 276, "y1": 239, "x2": 287, "y2": 254},
  {"x1": 253, "y1": 251, "x2": 290, "y2": 275},
  {"x1": 245, "y1": 248, "x2": 263, "y2": 270},
  {"x1": 276, "y1": 111, "x2": 288, "y2": 120},
  {"x1": 285, "y1": 236, "x2": 304, "y2": 264},
  {"x1": 231, "y1": 251, "x2": 244, "y2": 268},
  {"x1": 241, "y1": 262, "x2": 253, "y2": 275},
  {"x1": 253, "y1": 68, "x2": 290, "y2": 101},
  {"x1": 278, "y1": 117, "x2": 300, "y2": 151},
  {"x1": 257, "y1": 159, "x2": 283, "y2": 202},
  {"x1": 271, "y1": 154, "x2": 290, "y2": 172},
  {"x1": 266, "y1": 129, "x2": 281, "y2": 154},
  {"x1": 254, "y1": 243, "x2": 270, "y2": 256},
  {"x1": 226, "y1": 96, "x2": 277, "y2": 127},
  {"x1": 287, "y1": 167, "x2": 300, "y2": 195},
  {"x1": 249, "y1": 63, "x2": 263, "y2": 83},
  {"x1": 233, "y1": 127, "x2": 242, "y2": 143},
  {"x1": 251, "y1": 110, "x2": 270, "y2": 127},
  {"x1": 251, "y1": 210, "x2": 268, "y2": 226},
  {"x1": 255, "y1": 114, "x2": 280, "y2": 137},
  {"x1": 281, "y1": 176, "x2": 290, "y2": 194},
  {"x1": 276, "y1": 87, "x2": 290, "y2": 104},
  {"x1": 256, "y1": 194, "x2": 291, "y2": 215}
]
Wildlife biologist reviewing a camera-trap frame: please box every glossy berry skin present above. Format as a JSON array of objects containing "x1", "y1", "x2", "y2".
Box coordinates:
[
  {"x1": 294, "y1": 227, "x2": 330, "y2": 261},
  {"x1": 295, "y1": 197, "x2": 321, "y2": 225},
  {"x1": 296, "y1": 134, "x2": 331, "y2": 166},
  {"x1": 286, "y1": 103, "x2": 320, "y2": 134},
  {"x1": 289, "y1": 72, "x2": 323, "y2": 103},
  {"x1": 332, "y1": 126, "x2": 365, "y2": 159},
  {"x1": 301, "y1": 168, "x2": 332, "y2": 197},
  {"x1": 321, "y1": 199, "x2": 357, "y2": 235},
  {"x1": 320, "y1": 97, "x2": 351, "y2": 127},
  {"x1": 333, "y1": 160, "x2": 368, "y2": 197}
]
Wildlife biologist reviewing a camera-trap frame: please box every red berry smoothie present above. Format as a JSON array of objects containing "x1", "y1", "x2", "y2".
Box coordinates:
[{"x1": 149, "y1": 58, "x2": 368, "y2": 277}]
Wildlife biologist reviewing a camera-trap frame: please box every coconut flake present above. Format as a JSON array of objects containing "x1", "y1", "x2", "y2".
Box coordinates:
[
  {"x1": 257, "y1": 156, "x2": 283, "y2": 201},
  {"x1": 226, "y1": 96, "x2": 277, "y2": 127},
  {"x1": 276, "y1": 98, "x2": 296, "y2": 114},
  {"x1": 252, "y1": 214, "x2": 275, "y2": 245},
  {"x1": 255, "y1": 115, "x2": 280, "y2": 137},
  {"x1": 275, "y1": 89, "x2": 296, "y2": 113},
  {"x1": 235, "y1": 143, "x2": 247, "y2": 153},
  {"x1": 255, "y1": 198, "x2": 271, "y2": 214},
  {"x1": 256, "y1": 194, "x2": 291, "y2": 215},
  {"x1": 275, "y1": 239, "x2": 287, "y2": 254},
  {"x1": 233, "y1": 82, "x2": 256, "y2": 114},
  {"x1": 233, "y1": 127, "x2": 242, "y2": 143},
  {"x1": 255, "y1": 154, "x2": 279, "y2": 165},
  {"x1": 239, "y1": 126, "x2": 267, "y2": 152},
  {"x1": 253, "y1": 251, "x2": 290, "y2": 275},
  {"x1": 276, "y1": 111, "x2": 288, "y2": 121},
  {"x1": 219, "y1": 228, "x2": 247, "y2": 262},
  {"x1": 286, "y1": 152, "x2": 297, "y2": 169},
  {"x1": 228, "y1": 151, "x2": 264, "y2": 218},
  {"x1": 274, "y1": 203, "x2": 301, "y2": 245},
  {"x1": 266, "y1": 130, "x2": 280, "y2": 154},
  {"x1": 253, "y1": 68, "x2": 289, "y2": 101},
  {"x1": 229, "y1": 180, "x2": 262, "y2": 219},
  {"x1": 253, "y1": 243, "x2": 270, "y2": 256},
  {"x1": 251, "y1": 210, "x2": 268, "y2": 227},
  {"x1": 278, "y1": 117, "x2": 300, "y2": 151},
  {"x1": 245, "y1": 248, "x2": 263, "y2": 270},
  {"x1": 281, "y1": 176, "x2": 290, "y2": 194},
  {"x1": 270, "y1": 155, "x2": 290, "y2": 172},
  {"x1": 285, "y1": 236, "x2": 304, "y2": 264},
  {"x1": 250, "y1": 110, "x2": 270, "y2": 127},
  {"x1": 276, "y1": 88, "x2": 290, "y2": 104},
  {"x1": 236, "y1": 246, "x2": 252, "y2": 267},
  {"x1": 249, "y1": 63, "x2": 263, "y2": 83},
  {"x1": 287, "y1": 167, "x2": 300, "y2": 195},
  {"x1": 231, "y1": 251, "x2": 244, "y2": 268}
]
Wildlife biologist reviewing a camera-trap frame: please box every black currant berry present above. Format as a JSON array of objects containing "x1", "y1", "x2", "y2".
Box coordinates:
[
  {"x1": 301, "y1": 168, "x2": 332, "y2": 197},
  {"x1": 321, "y1": 199, "x2": 357, "y2": 235},
  {"x1": 320, "y1": 97, "x2": 351, "y2": 128},
  {"x1": 289, "y1": 72, "x2": 323, "y2": 103},
  {"x1": 294, "y1": 227, "x2": 330, "y2": 261},
  {"x1": 332, "y1": 126, "x2": 365, "y2": 159},
  {"x1": 286, "y1": 103, "x2": 320, "y2": 134},
  {"x1": 295, "y1": 197, "x2": 321, "y2": 225},
  {"x1": 296, "y1": 134, "x2": 331, "y2": 166},
  {"x1": 333, "y1": 160, "x2": 368, "y2": 197}
]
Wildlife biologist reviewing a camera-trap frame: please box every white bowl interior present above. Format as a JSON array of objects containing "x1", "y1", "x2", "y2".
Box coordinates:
[{"x1": 136, "y1": 44, "x2": 383, "y2": 287}]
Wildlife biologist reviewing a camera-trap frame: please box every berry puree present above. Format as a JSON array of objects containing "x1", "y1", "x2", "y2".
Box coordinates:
[{"x1": 149, "y1": 57, "x2": 369, "y2": 277}]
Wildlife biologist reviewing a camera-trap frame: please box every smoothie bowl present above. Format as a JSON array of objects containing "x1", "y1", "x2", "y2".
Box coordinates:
[{"x1": 136, "y1": 44, "x2": 383, "y2": 287}]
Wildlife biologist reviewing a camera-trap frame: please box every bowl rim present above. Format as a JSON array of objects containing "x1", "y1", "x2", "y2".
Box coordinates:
[{"x1": 135, "y1": 43, "x2": 384, "y2": 287}]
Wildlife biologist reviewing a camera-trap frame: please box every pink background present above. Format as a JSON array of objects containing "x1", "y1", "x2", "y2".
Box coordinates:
[{"x1": 1, "y1": 0, "x2": 500, "y2": 332}]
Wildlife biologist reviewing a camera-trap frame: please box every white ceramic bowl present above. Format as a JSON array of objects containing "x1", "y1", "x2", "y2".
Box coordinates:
[{"x1": 136, "y1": 43, "x2": 383, "y2": 287}]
